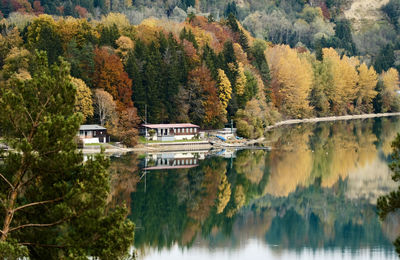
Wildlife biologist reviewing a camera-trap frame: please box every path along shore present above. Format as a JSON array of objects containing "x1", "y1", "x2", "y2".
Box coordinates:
[{"x1": 266, "y1": 112, "x2": 400, "y2": 130}]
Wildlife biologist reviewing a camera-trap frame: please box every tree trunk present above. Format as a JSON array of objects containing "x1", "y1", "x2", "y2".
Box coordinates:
[{"x1": 1, "y1": 189, "x2": 17, "y2": 241}]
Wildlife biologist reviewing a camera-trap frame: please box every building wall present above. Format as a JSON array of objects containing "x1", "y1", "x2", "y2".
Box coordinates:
[
  {"x1": 174, "y1": 134, "x2": 196, "y2": 140},
  {"x1": 82, "y1": 138, "x2": 100, "y2": 144},
  {"x1": 78, "y1": 129, "x2": 108, "y2": 143}
]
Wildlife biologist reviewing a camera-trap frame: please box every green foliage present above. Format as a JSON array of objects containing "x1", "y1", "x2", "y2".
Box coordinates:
[
  {"x1": 378, "y1": 133, "x2": 400, "y2": 256},
  {"x1": 65, "y1": 41, "x2": 95, "y2": 87},
  {"x1": 26, "y1": 15, "x2": 63, "y2": 64},
  {"x1": 126, "y1": 35, "x2": 189, "y2": 123},
  {"x1": 0, "y1": 51, "x2": 134, "y2": 259},
  {"x1": 180, "y1": 27, "x2": 199, "y2": 49},
  {"x1": 224, "y1": 2, "x2": 238, "y2": 18},
  {"x1": 374, "y1": 44, "x2": 395, "y2": 73},
  {"x1": 250, "y1": 40, "x2": 271, "y2": 102},
  {"x1": 227, "y1": 13, "x2": 239, "y2": 32},
  {"x1": 99, "y1": 23, "x2": 121, "y2": 48},
  {"x1": 0, "y1": 239, "x2": 28, "y2": 259},
  {"x1": 180, "y1": 0, "x2": 196, "y2": 11},
  {"x1": 382, "y1": 0, "x2": 400, "y2": 31}
]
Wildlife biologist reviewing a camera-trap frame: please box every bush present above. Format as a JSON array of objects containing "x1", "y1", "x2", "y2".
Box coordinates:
[{"x1": 236, "y1": 119, "x2": 251, "y2": 138}]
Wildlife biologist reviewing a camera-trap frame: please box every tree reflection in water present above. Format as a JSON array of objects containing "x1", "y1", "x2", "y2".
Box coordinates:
[{"x1": 109, "y1": 117, "x2": 400, "y2": 256}]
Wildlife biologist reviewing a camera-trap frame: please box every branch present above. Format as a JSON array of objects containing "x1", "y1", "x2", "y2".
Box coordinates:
[
  {"x1": 9, "y1": 218, "x2": 69, "y2": 233},
  {"x1": 0, "y1": 172, "x2": 14, "y2": 190},
  {"x1": 0, "y1": 198, "x2": 6, "y2": 209},
  {"x1": 13, "y1": 197, "x2": 63, "y2": 213},
  {"x1": 19, "y1": 242, "x2": 66, "y2": 248}
]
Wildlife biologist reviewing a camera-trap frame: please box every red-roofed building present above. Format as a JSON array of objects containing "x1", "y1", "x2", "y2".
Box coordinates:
[{"x1": 141, "y1": 123, "x2": 200, "y2": 141}]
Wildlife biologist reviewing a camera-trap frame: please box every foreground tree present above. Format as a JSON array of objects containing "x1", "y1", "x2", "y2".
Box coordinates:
[
  {"x1": 0, "y1": 52, "x2": 134, "y2": 259},
  {"x1": 378, "y1": 134, "x2": 400, "y2": 256}
]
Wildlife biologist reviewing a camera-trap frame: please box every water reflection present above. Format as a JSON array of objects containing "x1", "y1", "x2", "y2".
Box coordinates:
[{"x1": 109, "y1": 117, "x2": 400, "y2": 259}]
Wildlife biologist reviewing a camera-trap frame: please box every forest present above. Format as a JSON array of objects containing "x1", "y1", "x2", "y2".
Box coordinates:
[{"x1": 0, "y1": 1, "x2": 399, "y2": 145}]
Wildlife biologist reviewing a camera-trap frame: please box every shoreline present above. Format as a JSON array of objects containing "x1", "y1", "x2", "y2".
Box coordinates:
[
  {"x1": 266, "y1": 112, "x2": 400, "y2": 130},
  {"x1": 81, "y1": 112, "x2": 400, "y2": 154}
]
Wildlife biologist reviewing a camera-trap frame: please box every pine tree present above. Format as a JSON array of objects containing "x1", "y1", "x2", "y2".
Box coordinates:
[
  {"x1": 227, "y1": 13, "x2": 239, "y2": 32},
  {"x1": 250, "y1": 40, "x2": 272, "y2": 102},
  {"x1": 0, "y1": 51, "x2": 134, "y2": 258},
  {"x1": 374, "y1": 44, "x2": 395, "y2": 73},
  {"x1": 144, "y1": 42, "x2": 163, "y2": 122},
  {"x1": 238, "y1": 30, "x2": 250, "y2": 53}
]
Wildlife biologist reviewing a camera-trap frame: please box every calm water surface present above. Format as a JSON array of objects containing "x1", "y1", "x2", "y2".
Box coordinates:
[{"x1": 109, "y1": 117, "x2": 400, "y2": 260}]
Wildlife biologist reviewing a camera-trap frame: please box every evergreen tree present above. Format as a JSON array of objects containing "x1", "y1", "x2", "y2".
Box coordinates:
[
  {"x1": 180, "y1": 0, "x2": 196, "y2": 10},
  {"x1": 65, "y1": 41, "x2": 95, "y2": 87},
  {"x1": 99, "y1": 24, "x2": 120, "y2": 48},
  {"x1": 373, "y1": 81, "x2": 384, "y2": 113},
  {"x1": 224, "y1": 2, "x2": 238, "y2": 17},
  {"x1": 227, "y1": 13, "x2": 239, "y2": 32},
  {"x1": 333, "y1": 19, "x2": 357, "y2": 55},
  {"x1": 251, "y1": 40, "x2": 272, "y2": 102},
  {"x1": 145, "y1": 42, "x2": 163, "y2": 122},
  {"x1": 180, "y1": 28, "x2": 199, "y2": 50},
  {"x1": 374, "y1": 44, "x2": 395, "y2": 73},
  {"x1": 202, "y1": 44, "x2": 220, "y2": 79},
  {"x1": 239, "y1": 30, "x2": 250, "y2": 53},
  {"x1": 0, "y1": 51, "x2": 134, "y2": 259}
]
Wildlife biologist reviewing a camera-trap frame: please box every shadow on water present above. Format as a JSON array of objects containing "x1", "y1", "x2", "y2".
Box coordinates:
[{"x1": 109, "y1": 116, "x2": 400, "y2": 259}]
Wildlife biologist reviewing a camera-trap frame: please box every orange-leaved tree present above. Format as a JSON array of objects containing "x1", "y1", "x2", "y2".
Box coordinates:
[{"x1": 93, "y1": 47, "x2": 133, "y2": 111}]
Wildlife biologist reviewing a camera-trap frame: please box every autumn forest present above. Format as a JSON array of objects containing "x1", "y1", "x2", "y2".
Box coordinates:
[{"x1": 0, "y1": 1, "x2": 399, "y2": 146}]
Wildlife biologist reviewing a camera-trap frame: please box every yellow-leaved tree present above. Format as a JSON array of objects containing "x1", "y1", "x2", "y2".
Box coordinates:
[
  {"x1": 356, "y1": 63, "x2": 378, "y2": 113},
  {"x1": 217, "y1": 69, "x2": 232, "y2": 113},
  {"x1": 381, "y1": 68, "x2": 400, "y2": 112},
  {"x1": 235, "y1": 62, "x2": 247, "y2": 96},
  {"x1": 383, "y1": 68, "x2": 400, "y2": 93},
  {"x1": 216, "y1": 174, "x2": 231, "y2": 214},
  {"x1": 322, "y1": 48, "x2": 358, "y2": 114},
  {"x1": 71, "y1": 77, "x2": 94, "y2": 121},
  {"x1": 266, "y1": 45, "x2": 313, "y2": 118},
  {"x1": 116, "y1": 35, "x2": 134, "y2": 64}
]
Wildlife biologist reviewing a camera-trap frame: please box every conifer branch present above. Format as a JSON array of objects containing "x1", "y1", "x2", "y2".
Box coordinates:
[
  {"x1": 13, "y1": 197, "x2": 64, "y2": 213},
  {"x1": 0, "y1": 172, "x2": 14, "y2": 190}
]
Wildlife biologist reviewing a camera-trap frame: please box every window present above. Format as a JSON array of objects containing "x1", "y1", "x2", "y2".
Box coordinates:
[{"x1": 190, "y1": 128, "x2": 193, "y2": 133}]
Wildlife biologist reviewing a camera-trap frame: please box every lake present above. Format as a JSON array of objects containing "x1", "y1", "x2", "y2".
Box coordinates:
[{"x1": 109, "y1": 117, "x2": 400, "y2": 260}]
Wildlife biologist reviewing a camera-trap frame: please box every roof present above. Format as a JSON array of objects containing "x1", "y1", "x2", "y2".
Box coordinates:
[
  {"x1": 142, "y1": 123, "x2": 199, "y2": 129},
  {"x1": 79, "y1": 125, "x2": 106, "y2": 130}
]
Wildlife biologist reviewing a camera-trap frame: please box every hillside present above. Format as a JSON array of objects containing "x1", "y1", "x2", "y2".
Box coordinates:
[
  {"x1": 0, "y1": 2, "x2": 399, "y2": 142},
  {"x1": 344, "y1": 0, "x2": 390, "y2": 29},
  {"x1": 1, "y1": 0, "x2": 399, "y2": 69}
]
